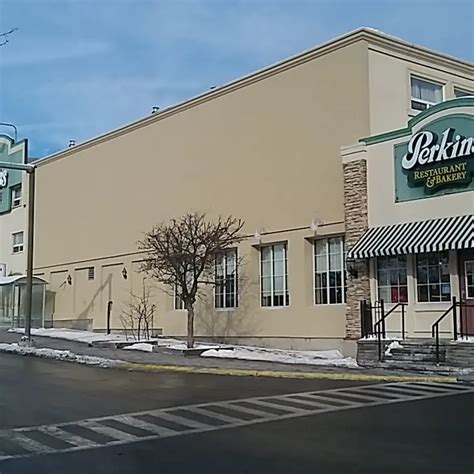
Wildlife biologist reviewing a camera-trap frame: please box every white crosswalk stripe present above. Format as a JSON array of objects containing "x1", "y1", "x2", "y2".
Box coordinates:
[
  {"x1": 36, "y1": 426, "x2": 98, "y2": 448},
  {"x1": 79, "y1": 420, "x2": 139, "y2": 442},
  {"x1": 0, "y1": 381, "x2": 471, "y2": 463}
]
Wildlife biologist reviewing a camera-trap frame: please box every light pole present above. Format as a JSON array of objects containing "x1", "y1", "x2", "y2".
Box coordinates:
[{"x1": 0, "y1": 160, "x2": 36, "y2": 343}]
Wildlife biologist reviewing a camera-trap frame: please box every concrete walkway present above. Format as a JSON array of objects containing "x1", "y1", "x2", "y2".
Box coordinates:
[{"x1": 0, "y1": 330, "x2": 465, "y2": 382}]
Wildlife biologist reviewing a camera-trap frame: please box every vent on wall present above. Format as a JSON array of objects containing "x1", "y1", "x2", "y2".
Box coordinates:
[{"x1": 88, "y1": 267, "x2": 95, "y2": 280}]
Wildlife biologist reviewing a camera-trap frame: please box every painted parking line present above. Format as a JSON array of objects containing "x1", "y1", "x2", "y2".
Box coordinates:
[{"x1": 0, "y1": 381, "x2": 472, "y2": 463}]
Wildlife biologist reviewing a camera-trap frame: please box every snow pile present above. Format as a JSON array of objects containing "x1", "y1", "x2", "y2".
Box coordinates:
[
  {"x1": 458, "y1": 336, "x2": 474, "y2": 343},
  {"x1": 7, "y1": 328, "x2": 358, "y2": 368},
  {"x1": 8, "y1": 327, "x2": 129, "y2": 344},
  {"x1": 384, "y1": 340, "x2": 403, "y2": 356},
  {"x1": 0, "y1": 343, "x2": 121, "y2": 367},
  {"x1": 202, "y1": 346, "x2": 358, "y2": 368},
  {"x1": 123, "y1": 343, "x2": 154, "y2": 352}
]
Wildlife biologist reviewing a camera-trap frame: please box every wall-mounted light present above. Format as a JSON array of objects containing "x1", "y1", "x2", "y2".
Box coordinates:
[
  {"x1": 122, "y1": 268, "x2": 128, "y2": 279},
  {"x1": 66, "y1": 274, "x2": 72, "y2": 285},
  {"x1": 346, "y1": 257, "x2": 358, "y2": 279},
  {"x1": 254, "y1": 228, "x2": 265, "y2": 244},
  {"x1": 310, "y1": 218, "x2": 322, "y2": 234}
]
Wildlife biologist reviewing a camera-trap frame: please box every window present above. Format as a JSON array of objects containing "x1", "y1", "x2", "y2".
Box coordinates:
[
  {"x1": 314, "y1": 237, "x2": 345, "y2": 304},
  {"x1": 376, "y1": 255, "x2": 408, "y2": 303},
  {"x1": 411, "y1": 77, "x2": 442, "y2": 111},
  {"x1": 261, "y1": 243, "x2": 289, "y2": 307},
  {"x1": 465, "y1": 261, "x2": 474, "y2": 298},
  {"x1": 12, "y1": 232, "x2": 24, "y2": 253},
  {"x1": 11, "y1": 186, "x2": 21, "y2": 208},
  {"x1": 215, "y1": 249, "x2": 237, "y2": 309},
  {"x1": 174, "y1": 286, "x2": 184, "y2": 310},
  {"x1": 454, "y1": 87, "x2": 473, "y2": 98},
  {"x1": 87, "y1": 267, "x2": 95, "y2": 280},
  {"x1": 416, "y1": 251, "x2": 451, "y2": 302}
]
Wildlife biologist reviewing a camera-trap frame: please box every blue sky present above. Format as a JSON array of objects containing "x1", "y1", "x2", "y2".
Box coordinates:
[{"x1": 0, "y1": 0, "x2": 473, "y2": 158}]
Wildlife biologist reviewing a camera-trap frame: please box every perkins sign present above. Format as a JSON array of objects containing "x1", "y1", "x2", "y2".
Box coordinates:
[
  {"x1": 0, "y1": 169, "x2": 8, "y2": 188},
  {"x1": 394, "y1": 113, "x2": 474, "y2": 202},
  {"x1": 402, "y1": 128, "x2": 473, "y2": 191}
]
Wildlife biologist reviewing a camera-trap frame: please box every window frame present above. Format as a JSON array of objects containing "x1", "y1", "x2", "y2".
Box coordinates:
[
  {"x1": 313, "y1": 236, "x2": 346, "y2": 305},
  {"x1": 410, "y1": 76, "x2": 444, "y2": 112},
  {"x1": 415, "y1": 251, "x2": 451, "y2": 303},
  {"x1": 214, "y1": 248, "x2": 238, "y2": 310},
  {"x1": 11, "y1": 185, "x2": 22, "y2": 208},
  {"x1": 12, "y1": 231, "x2": 24, "y2": 254},
  {"x1": 375, "y1": 255, "x2": 408, "y2": 304},
  {"x1": 260, "y1": 243, "x2": 289, "y2": 308},
  {"x1": 464, "y1": 260, "x2": 474, "y2": 299},
  {"x1": 454, "y1": 87, "x2": 473, "y2": 98},
  {"x1": 173, "y1": 286, "x2": 185, "y2": 311}
]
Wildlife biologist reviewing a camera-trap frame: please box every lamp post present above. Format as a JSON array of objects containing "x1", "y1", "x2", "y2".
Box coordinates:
[{"x1": 0, "y1": 160, "x2": 36, "y2": 343}]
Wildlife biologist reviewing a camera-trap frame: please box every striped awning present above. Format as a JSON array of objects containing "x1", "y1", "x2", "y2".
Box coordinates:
[{"x1": 348, "y1": 214, "x2": 473, "y2": 259}]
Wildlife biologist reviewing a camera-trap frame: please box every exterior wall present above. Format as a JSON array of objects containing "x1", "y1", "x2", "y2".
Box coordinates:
[
  {"x1": 34, "y1": 39, "x2": 371, "y2": 351},
  {"x1": 366, "y1": 105, "x2": 474, "y2": 227},
  {"x1": 361, "y1": 101, "x2": 474, "y2": 338},
  {"x1": 30, "y1": 29, "x2": 473, "y2": 352},
  {"x1": 0, "y1": 136, "x2": 27, "y2": 278},
  {"x1": 368, "y1": 46, "x2": 473, "y2": 136}
]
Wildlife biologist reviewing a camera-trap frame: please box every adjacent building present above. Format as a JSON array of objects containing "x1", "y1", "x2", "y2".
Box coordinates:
[
  {"x1": 10, "y1": 28, "x2": 473, "y2": 356},
  {"x1": 0, "y1": 135, "x2": 28, "y2": 327}
]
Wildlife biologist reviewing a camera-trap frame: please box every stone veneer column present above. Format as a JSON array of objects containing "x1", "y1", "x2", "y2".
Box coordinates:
[{"x1": 343, "y1": 155, "x2": 370, "y2": 340}]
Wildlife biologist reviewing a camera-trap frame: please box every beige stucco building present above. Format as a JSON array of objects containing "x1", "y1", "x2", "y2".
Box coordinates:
[{"x1": 28, "y1": 28, "x2": 473, "y2": 355}]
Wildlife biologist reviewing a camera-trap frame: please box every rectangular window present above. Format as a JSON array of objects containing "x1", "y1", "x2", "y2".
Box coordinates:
[
  {"x1": 314, "y1": 237, "x2": 345, "y2": 304},
  {"x1": 465, "y1": 261, "x2": 474, "y2": 298},
  {"x1": 416, "y1": 251, "x2": 451, "y2": 302},
  {"x1": 174, "y1": 287, "x2": 184, "y2": 310},
  {"x1": 454, "y1": 87, "x2": 473, "y2": 98},
  {"x1": 411, "y1": 77, "x2": 443, "y2": 111},
  {"x1": 11, "y1": 186, "x2": 22, "y2": 208},
  {"x1": 377, "y1": 255, "x2": 408, "y2": 303},
  {"x1": 260, "y1": 243, "x2": 289, "y2": 307},
  {"x1": 12, "y1": 231, "x2": 24, "y2": 253},
  {"x1": 215, "y1": 249, "x2": 237, "y2": 309}
]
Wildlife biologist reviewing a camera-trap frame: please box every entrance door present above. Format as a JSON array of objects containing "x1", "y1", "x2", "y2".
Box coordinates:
[{"x1": 458, "y1": 250, "x2": 474, "y2": 337}]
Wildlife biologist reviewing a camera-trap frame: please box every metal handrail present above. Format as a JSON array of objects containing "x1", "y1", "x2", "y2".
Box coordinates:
[
  {"x1": 374, "y1": 301, "x2": 407, "y2": 361},
  {"x1": 431, "y1": 297, "x2": 457, "y2": 364}
]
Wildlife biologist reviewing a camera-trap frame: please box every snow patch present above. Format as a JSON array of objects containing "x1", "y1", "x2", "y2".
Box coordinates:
[
  {"x1": 0, "y1": 343, "x2": 122, "y2": 367},
  {"x1": 202, "y1": 346, "x2": 358, "y2": 368},
  {"x1": 384, "y1": 340, "x2": 403, "y2": 356},
  {"x1": 123, "y1": 343, "x2": 154, "y2": 353},
  {"x1": 8, "y1": 327, "x2": 130, "y2": 344}
]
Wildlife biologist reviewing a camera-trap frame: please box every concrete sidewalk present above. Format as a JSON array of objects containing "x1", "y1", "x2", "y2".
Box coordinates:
[{"x1": 0, "y1": 329, "x2": 464, "y2": 382}]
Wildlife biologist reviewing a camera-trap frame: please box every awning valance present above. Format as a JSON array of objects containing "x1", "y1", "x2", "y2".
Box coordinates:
[{"x1": 347, "y1": 214, "x2": 473, "y2": 259}]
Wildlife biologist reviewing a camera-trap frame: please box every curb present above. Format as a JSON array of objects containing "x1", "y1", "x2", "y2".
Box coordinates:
[
  {"x1": 120, "y1": 362, "x2": 457, "y2": 383},
  {"x1": 0, "y1": 344, "x2": 458, "y2": 383}
]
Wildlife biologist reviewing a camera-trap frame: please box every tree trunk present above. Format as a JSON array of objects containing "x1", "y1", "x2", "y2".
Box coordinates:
[{"x1": 186, "y1": 303, "x2": 195, "y2": 349}]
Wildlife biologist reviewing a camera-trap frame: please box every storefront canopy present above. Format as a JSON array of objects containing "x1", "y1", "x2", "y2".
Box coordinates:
[
  {"x1": 348, "y1": 214, "x2": 473, "y2": 259},
  {"x1": 0, "y1": 275, "x2": 48, "y2": 286}
]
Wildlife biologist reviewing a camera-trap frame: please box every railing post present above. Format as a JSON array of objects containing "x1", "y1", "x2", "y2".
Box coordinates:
[
  {"x1": 360, "y1": 300, "x2": 365, "y2": 338},
  {"x1": 401, "y1": 304, "x2": 405, "y2": 340},
  {"x1": 435, "y1": 326, "x2": 440, "y2": 364},
  {"x1": 452, "y1": 296, "x2": 457, "y2": 341},
  {"x1": 458, "y1": 297, "x2": 464, "y2": 339},
  {"x1": 381, "y1": 299, "x2": 386, "y2": 339}
]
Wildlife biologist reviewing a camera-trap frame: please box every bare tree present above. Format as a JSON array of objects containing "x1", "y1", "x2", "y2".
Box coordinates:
[
  {"x1": 139, "y1": 212, "x2": 245, "y2": 348},
  {"x1": 120, "y1": 279, "x2": 156, "y2": 341},
  {"x1": 0, "y1": 28, "x2": 17, "y2": 47}
]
